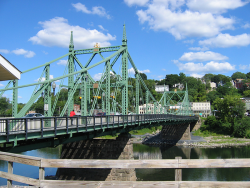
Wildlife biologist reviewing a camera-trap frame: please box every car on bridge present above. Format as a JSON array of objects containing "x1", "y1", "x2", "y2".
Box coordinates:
[
  {"x1": 95, "y1": 112, "x2": 106, "y2": 116},
  {"x1": 23, "y1": 113, "x2": 44, "y2": 118}
]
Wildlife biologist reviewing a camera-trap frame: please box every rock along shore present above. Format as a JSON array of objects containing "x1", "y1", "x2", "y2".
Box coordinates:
[{"x1": 131, "y1": 132, "x2": 250, "y2": 148}]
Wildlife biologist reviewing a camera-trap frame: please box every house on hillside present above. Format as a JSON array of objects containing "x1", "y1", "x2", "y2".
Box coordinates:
[
  {"x1": 173, "y1": 83, "x2": 184, "y2": 90},
  {"x1": 155, "y1": 85, "x2": 169, "y2": 93},
  {"x1": 233, "y1": 79, "x2": 244, "y2": 89}
]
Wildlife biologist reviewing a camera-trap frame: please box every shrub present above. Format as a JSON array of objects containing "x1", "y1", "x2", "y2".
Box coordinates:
[
  {"x1": 233, "y1": 117, "x2": 250, "y2": 138},
  {"x1": 204, "y1": 116, "x2": 220, "y2": 130}
]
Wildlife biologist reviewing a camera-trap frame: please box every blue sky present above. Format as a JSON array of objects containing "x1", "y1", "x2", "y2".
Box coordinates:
[{"x1": 0, "y1": 0, "x2": 250, "y2": 103}]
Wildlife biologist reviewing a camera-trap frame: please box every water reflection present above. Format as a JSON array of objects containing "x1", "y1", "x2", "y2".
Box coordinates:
[
  {"x1": 0, "y1": 146, "x2": 62, "y2": 186},
  {"x1": 134, "y1": 144, "x2": 250, "y2": 181}
]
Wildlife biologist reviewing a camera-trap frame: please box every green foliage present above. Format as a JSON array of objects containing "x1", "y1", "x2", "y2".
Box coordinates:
[
  {"x1": 216, "y1": 82, "x2": 239, "y2": 97},
  {"x1": 139, "y1": 73, "x2": 147, "y2": 80},
  {"x1": 246, "y1": 72, "x2": 250, "y2": 79},
  {"x1": 129, "y1": 125, "x2": 162, "y2": 135},
  {"x1": 231, "y1": 71, "x2": 246, "y2": 80},
  {"x1": 206, "y1": 91, "x2": 219, "y2": 104},
  {"x1": 213, "y1": 95, "x2": 245, "y2": 125},
  {"x1": 243, "y1": 90, "x2": 250, "y2": 97},
  {"x1": 203, "y1": 116, "x2": 220, "y2": 130},
  {"x1": 233, "y1": 117, "x2": 250, "y2": 138},
  {"x1": 165, "y1": 74, "x2": 180, "y2": 89},
  {"x1": 0, "y1": 97, "x2": 11, "y2": 115}
]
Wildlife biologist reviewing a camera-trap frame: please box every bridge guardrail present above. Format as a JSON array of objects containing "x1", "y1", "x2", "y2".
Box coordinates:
[
  {"x1": 0, "y1": 114, "x2": 198, "y2": 144},
  {"x1": 0, "y1": 151, "x2": 249, "y2": 188}
]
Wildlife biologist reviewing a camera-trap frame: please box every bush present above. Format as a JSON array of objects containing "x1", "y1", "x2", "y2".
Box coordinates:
[
  {"x1": 204, "y1": 116, "x2": 220, "y2": 130},
  {"x1": 233, "y1": 117, "x2": 250, "y2": 138}
]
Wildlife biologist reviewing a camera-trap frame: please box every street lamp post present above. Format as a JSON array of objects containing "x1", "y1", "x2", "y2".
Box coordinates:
[{"x1": 52, "y1": 82, "x2": 56, "y2": 96}]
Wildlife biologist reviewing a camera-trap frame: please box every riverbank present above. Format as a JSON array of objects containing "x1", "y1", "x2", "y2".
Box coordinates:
[{"x1": 131, "y1": 132, "x2": 250, "y2": 148}]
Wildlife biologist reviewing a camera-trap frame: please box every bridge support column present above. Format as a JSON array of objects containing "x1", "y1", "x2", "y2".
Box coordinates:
[
  {"x1": 56, "y1": 133, "x2": 136, "y2": 181},
  {"x1": 160, "y1": 123, "x2": 191, "y2": 142}
]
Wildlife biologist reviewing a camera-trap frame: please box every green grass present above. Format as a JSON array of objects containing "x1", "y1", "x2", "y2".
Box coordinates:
[
  {"x1": 98, "y1": 134, "x2": 118, "y2": 139},
  {"x1": 193, "y1": 129, "x2": 220, "y2": 137},
  {"x1": 129, "y1": 126, "x2": 162, "y2": 135}
]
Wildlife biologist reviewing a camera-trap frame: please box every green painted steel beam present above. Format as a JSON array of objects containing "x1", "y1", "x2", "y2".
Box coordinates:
[
  {"x1": 0, "y1": 47, "x2": 126, "y2": 92},
  {"x1": 12, "y1": 80, "x2": 18, "y2": 117},
  {"x1": 16, "y1": 83, "x2": 49, "y2": 118},
  {"x1": 22, "y1": 53, "x2": 70, "y2": 74},
  {"x1": 74, "y1": 46, "x2": 121, "y2": 55},
  {"x1": 105, "y1": 60, "x2": 111, "y2": 115},
  {"x1": 0, "y1": 81, "x2": 12, "y2": 98}
]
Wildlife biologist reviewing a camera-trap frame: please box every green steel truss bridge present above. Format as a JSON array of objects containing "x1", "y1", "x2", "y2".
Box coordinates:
[{"x1": 0, "y1": 25, "x2": 198, "y2": 152}]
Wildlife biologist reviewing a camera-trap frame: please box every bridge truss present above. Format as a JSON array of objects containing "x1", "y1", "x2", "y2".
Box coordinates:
[{"x1": 0, "y1": 25, "x2": 193, "y2": 118}]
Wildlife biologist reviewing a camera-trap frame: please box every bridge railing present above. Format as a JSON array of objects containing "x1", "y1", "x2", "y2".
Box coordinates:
[
  {"x1": 0, "y1": 114, "x2": 198, "y2": 143},
  {"x1": 0, "y1": 151, "x2": 249, "y2": 188}
]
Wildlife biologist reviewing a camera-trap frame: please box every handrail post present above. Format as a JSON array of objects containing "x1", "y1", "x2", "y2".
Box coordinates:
[
  {"x1": 175, "y1": 156, "x2": 182, "y2": 181},
  {"x1": 6, "y1": 119, "x2": 9, "y2": 142},
  {"x1": 39, "y1": 166, "x2": 45, "y2": 184},
  {"x1": 7, "y1": 161, "x2": 13, "y2": 188}
]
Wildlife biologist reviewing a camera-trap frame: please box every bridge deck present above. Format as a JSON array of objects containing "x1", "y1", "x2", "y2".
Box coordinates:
[{"x1": 0, "y1": 114, "x2": 198, "y2": 145}]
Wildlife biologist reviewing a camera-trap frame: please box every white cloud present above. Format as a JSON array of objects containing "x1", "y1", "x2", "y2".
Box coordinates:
[
  {"x1": 124, "y1": 0, "x2": 149, "y2": 6},
  {"x1": 0, "y1": 82, "x2": 4, "y2": 87},
  {"x1": 162, "y1": 68, "x2": 166, "y2": 71},
  {"x1": 12, "y1": 49, "x2": 35, "y2": 58},
  {"x1": 98, "y1": 25, "x2": 108, "y2": 31},
  {"x1": 189, "y1": 47, "x2": 209, "y2": 51},
  {"x1": 136, "y1": 2, "x2": 234, "y2": 39},
  {"x1": 35, "y1": 75, "x2": 54, "y2": 82},
  {"x1": 199, "y1": 33, "x2": 250, "y2": 48},
  {"x1": 242, "y1": 23, "x2": 250, "y2": 29},
  {"x1": 0, "y1": 49, "x2": 10, "y2": 54},
  {"x1": 29, "y1": 17, "x2": 116, "y2": 49},
  {"x1": 141, "y1": 69, "x2": 150, "y2": 73},
  {"x1": 175, "y1": 60, "x2": 235, "y2": 73},
  {"x1": 239, "y1": 64, "x2": 250, "y2": 70},
  {"x1": 179, "y1": 51, "x2": 228, "y2": 62},
  {"x1": 18, "y1": 96, "x2": 22, "y2": 99},
  {"x1": 93, "y1": 73, "x2": 103, "y2": 81},
  {"x1": 43, "y1": 51, "x2": 48, "y2": 55},
  {"x1": 72, "y1": 3, "x2": 111, "y2": 19},
  {"x1": 157, "y1": 75, "x2": 164, "y2": 79},
  {"x1": 187, "y1": 0, "x2": 249, "y2": 14},
  {"x1": 190, "y1": 73, "x2": 204, "y2": 78},
  {"x1": 183, "y1": 39, "x2": 195, "y2": 44},
  {"x1": 128, "y1": 67, "x2": 150, "y2": 75},
  {"x1": 57, "y1": 60, "x2": 68, "y2": 66}
]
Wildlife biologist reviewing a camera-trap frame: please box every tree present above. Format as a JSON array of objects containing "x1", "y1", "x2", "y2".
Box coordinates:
[
  {"x1": 243, "y1": 90, "x2": 250, "y2": 97},
  {"x1": 206, "y1": 91, "x2": 219, "y2": 104},
  {"x1": 0, "y1": 97, "x2": 11, "y2": 114},
  {"x1": 139, "y1": 73, "x2": 147, "y2": 80},
  {"x1": 216, "y1": 82, "x2": 239, "y2": 97},
  {"x1": 202, "y1": 73, "x2": 214, "y2": 82},
  {"x1": 246, "y1": 72, "x2": 250, "y2": 79},
  {"x1": 231, "y1": 71, "x2": 246, "y2": 80},
  {"x1": 165, "y1": 74, "x2": 180, "y2": 89},
  {"x1": 179, "y1": 72, "x2": 186, "y2": 83},
  {"x1": 213, "y1": 95, "x2": 245, "y2": 134}
]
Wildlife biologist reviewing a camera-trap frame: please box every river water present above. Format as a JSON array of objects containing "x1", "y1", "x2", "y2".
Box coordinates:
[{"x1": 0, "y1": 144, "x2": 250, "y2": 185}]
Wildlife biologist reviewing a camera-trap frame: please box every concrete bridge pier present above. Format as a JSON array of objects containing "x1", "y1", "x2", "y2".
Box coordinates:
[
  {"x1": 56, "y1": 133, "x2": 136, "y2": 181},
  {"x1": 160, "y1": 122, "x2": 192, "y2": 142}
]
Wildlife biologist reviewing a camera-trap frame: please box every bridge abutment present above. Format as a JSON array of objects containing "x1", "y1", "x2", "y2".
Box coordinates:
[
  {"x1": 56, "y1": 133, "x2": 136, "y2": 181},
  {"x1": 160, "y1": 123, "x2": 191, "y2": 142}
]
